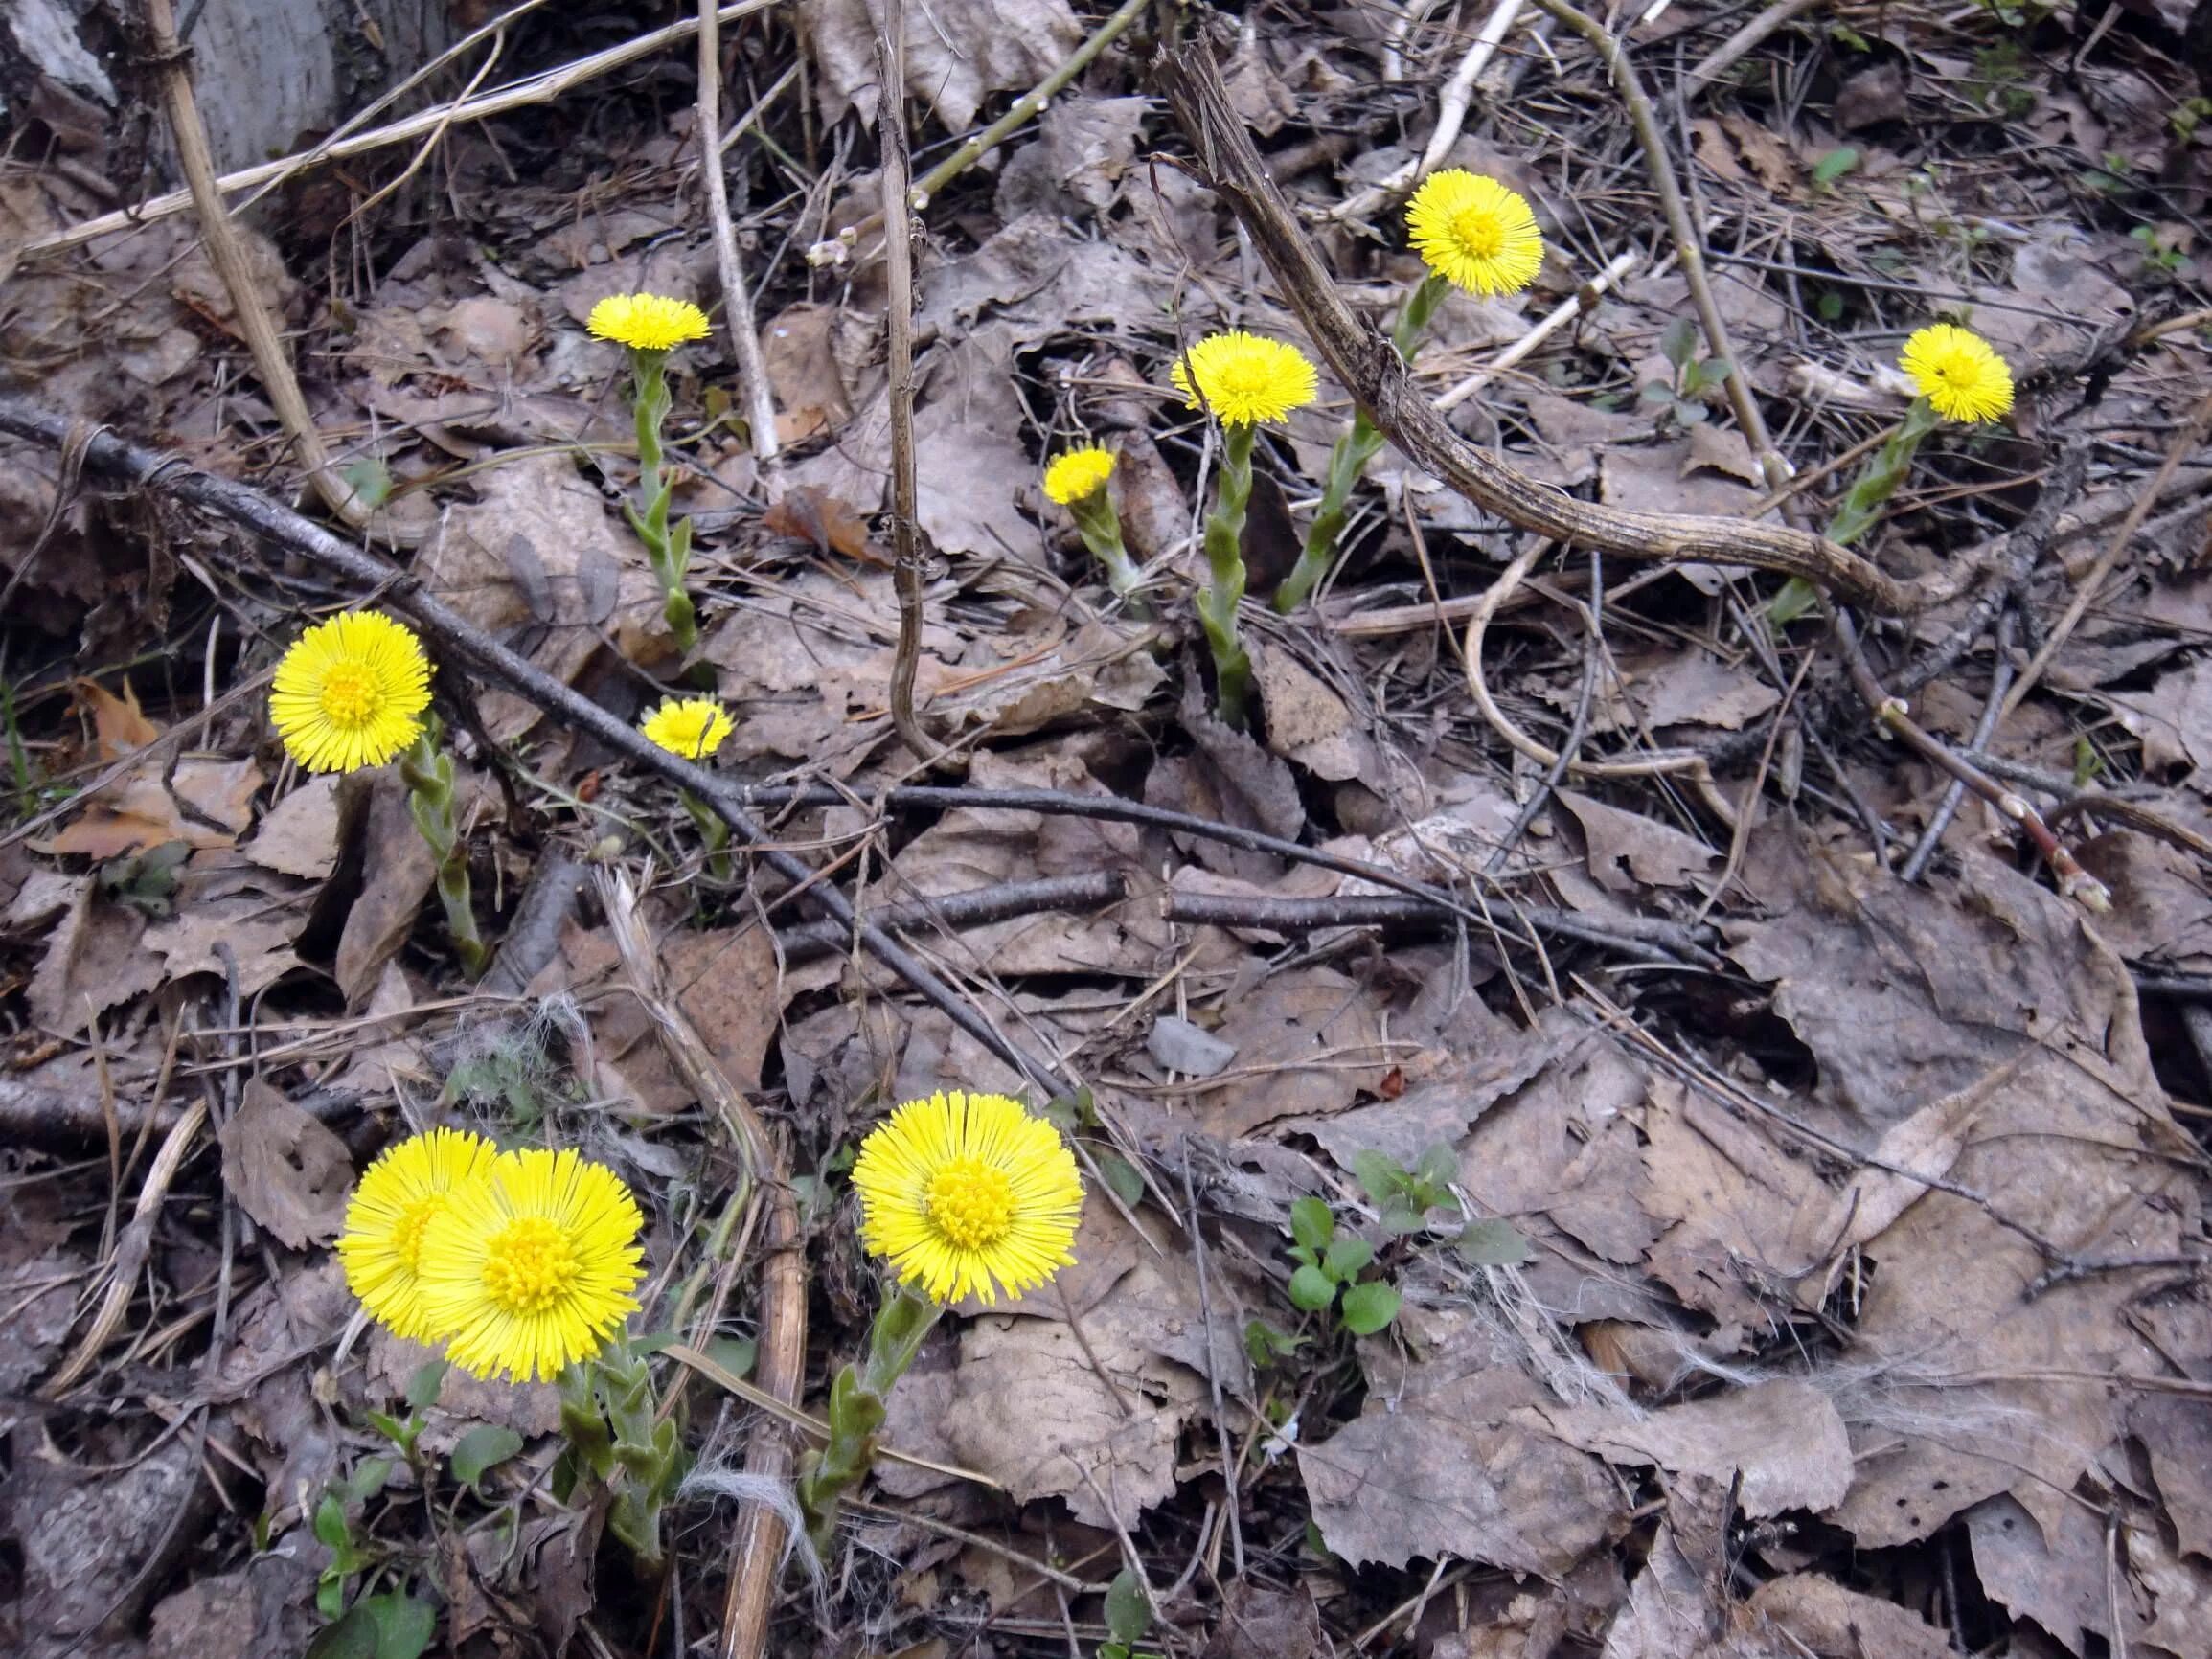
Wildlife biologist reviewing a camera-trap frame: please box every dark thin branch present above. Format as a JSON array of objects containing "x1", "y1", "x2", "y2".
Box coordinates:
[
  {"x1": 0, "y1": 396, "x2": 1066, "y2": 1095},
  {"x1": 780, "y1": 872, "x2": 1127, "y2": 963},
  {"x1": 1162, "y1": 891, "x2": 1712, "y2": 966}
]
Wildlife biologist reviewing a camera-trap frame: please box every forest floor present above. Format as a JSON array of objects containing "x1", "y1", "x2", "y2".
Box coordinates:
[{"x1": 5, "y1": 1, "x2": 2212, "y2": 1656}]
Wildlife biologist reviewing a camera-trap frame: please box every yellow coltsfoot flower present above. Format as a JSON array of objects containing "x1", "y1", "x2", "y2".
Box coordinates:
[
  {"x1": 1405, "y1": 170, "x2": 1545, "y2": 298},
  {"x1": 1042, "y1": 446, "x2": 1116, "y2": 507},
  {"x1": 1899, "y1": 324, "x2": 2014, "y2": 424},
  {"x1": 587, "y1": 292, "x2": 712, "y2": 353},
  {"x1": 1171, "y1": 331, "x2": 1321, "y2": 427},
  {"x1": 852, "y1": 1090, "x2": 1083, "y2": 1305},
  {"x1": 641, "y1": 696, "x2": 734, "y2": 761},
  {"x1": 337, "y1": 1127, "x2": 499, "y2": 1343},
  {"x1": 269, "y1": 611, "x2": 433, "y2": 774},
  {"x1": 419, "y1": 1148, "x2": 646, "y2": 1382}
]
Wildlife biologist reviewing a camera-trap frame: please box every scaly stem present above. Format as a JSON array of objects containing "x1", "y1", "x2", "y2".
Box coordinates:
[
  {"x1": 680, "y1": 787, "x2": 733, "y2": 883},
  {"x1": 622, "y1": 349, "x2": 700, "y2": 655},
  {"x1": 1070, "y1": 489, "x2": 1141, "y2": 601},
  {"x1": 794, "y1": 1283, "x2": 939, "y2": 1554},
  {"x1": 1277, "y1": 273, "x2": 1448, "y2": 614},
  {"x1": 556, "y1": 1334, "x2": 685, "y2": 1573},
  {"x1": 1196, "y1": 420, "x2": 1258, "y2": 727},
  {"x1": 399, "y1": 728, "x2": 488, "y2": 978},
  {"x1": 1771, "y1": 397, "x2": 1943, "y2": 624}
]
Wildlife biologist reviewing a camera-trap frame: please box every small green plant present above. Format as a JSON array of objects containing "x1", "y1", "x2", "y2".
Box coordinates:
[
  {"x1": 2172, "y1": 97, "x2": 2212, "y2": 142},
  {"x1": 97, "y1": 840, "x2": 191, "y2": 918},
  {"x1": 1244, "y1": 1316, "x2": 1308, "y2": 1369},
  {"x1": 1811, "y1": 147, "x2": 1860, "y2": 192},
  {"x1": 1640, "y1": 318, "x2": 1732, "y2": 432},
  {"x1": 311, "y1": 1462, "x2": 389, "y2": 1620},
  {"x1": 2132, "y1": 223, "x2": 2191, "y2": 277},
  {"x1": 1100, "y1": 1568, "x2": 1163, "y2": 1659},
  {"x1": 361, "y1": 1357, "x2": 445, "y2": 1467},
  {"x1": 1286, "y1": 1195, "x2": 1401, "y2": 1336},
  {"x1": 1350, "y1": 1146, "x2": 1458, "y2": 1234}
]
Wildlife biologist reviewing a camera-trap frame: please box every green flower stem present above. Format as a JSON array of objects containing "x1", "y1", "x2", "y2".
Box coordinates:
[
  {"x1": 1069, "y1": 488, "x2": 1141, "y2": 600},
  {"x1": 1770, "y1": 397, "x2": 1943, "y2": 625},
  {"x1": 1277, "y1": 273, "x2": 1449, "y2": 615},
  {"x1": 623, "y1": 348, "x2": 700, "y2": 656},
  {"x1": 794, "y1": 1283, "x2": 940, "y2": 1554},
  {"x1": 398, "y1": 729, "x2": 488, "y2": 979},
  {"x1": 679, "y1": 787, "x2": 732, "y2": 883},
  {"x1": 557, "y1": 1334, "x2": 684, "y2": 1572},
  {"x1": 1196, "y1": 420, "x2": 1259, "y2": 728}
]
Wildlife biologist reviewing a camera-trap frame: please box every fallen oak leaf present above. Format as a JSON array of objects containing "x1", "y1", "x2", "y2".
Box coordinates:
[
  {"x1": 217, "y1": 1077, "x2": 353, "y2": 1249},
  {"x1": 73, "y1": 676, "x2": 161, "y2": 759},
  {"x1": 763, "y1": 485, "x2": 883, "y2": 564}
]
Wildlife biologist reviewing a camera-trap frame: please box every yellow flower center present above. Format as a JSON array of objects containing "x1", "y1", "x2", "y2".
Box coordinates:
[
  {"x1": 481, "y1": 1216, "x2": 582, "y2": 1314},
  {"x1": 393, "y1": 1194, "x2": 445, "y2": 1275},
  {"x1": 1450, "y1": 207, "x2": 1506, "y2": 261},
  {"x1": 317, "y1": 664, "x2": 382, "y2": 730},
  {"x1": 926, "y1": 1157, "x2": 1016, "y2": 1250}
]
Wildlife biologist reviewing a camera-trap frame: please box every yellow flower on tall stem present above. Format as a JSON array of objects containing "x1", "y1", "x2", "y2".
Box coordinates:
[
  {"x1": 1170, "y1": 330, "x2": 1319, "y2": 427},
  {"x1": 1043, "y1": 447, "x2": 1139, "y2": 599},
  {"x1": 852, "y1": 1090, "x2": 1084, "y2": 1305},
  {"x1": 269, "y1": 611, "x2": 431, "y2": 774},
  {"x1": 418, "y1": 1148, "x2": 645, "y2": 1383},
  {"x1": 587, "y1": 293, "x2": 712, "y2": 353},
  {"x1": 1899, "y1": 323, "x2": 2014, "y2": 424},
  {"x1": 336, "y1": 1127, "x2": 498, "y2": 1343}
]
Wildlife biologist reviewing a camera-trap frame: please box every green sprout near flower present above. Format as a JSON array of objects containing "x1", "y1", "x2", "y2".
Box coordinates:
[
  {"x1": 590, "y1": 292, "x2": 714, "y2": 655},
  {"x1": 1171, "y1": 330, "x2": 1320, "y2": 725},
  {"x1": 1276, "y1": 170, "x2": 1545, "y2": 615}
]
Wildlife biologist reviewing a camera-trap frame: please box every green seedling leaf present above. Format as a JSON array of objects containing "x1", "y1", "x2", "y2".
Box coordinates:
[
  {"x1": 705, "y1": 1335, "x2": 758, "y2": 1379},
  {"x1": 1661, "y1": 315, "x2": 1699, "y2": 372},
  {"x1": 1338, "y1": 1279, "x2": 1402, "y2": 1335},
  {"x1": 1288, "y1": 1263, "x2": 1337, "y2": 1312},
  {"x1": 340, "y1": 457, "x2": 396, "y2": 511},
  {"x1": 1100, "y1": 1152, "x2": 1146, "y2": 1207},
  {"x1": 1414, "y1": 1145, "x2": 1457, "y2": 1189},
  {"x1": 1378, "y1": 1198, "x2": 1430, "y2": 1236},
  {"x1": 1038, "y1": 1085, "x2": 1092, "y2": 1131},
  {"x1": 1638, "y1": 379, "x2": 1677, "y2": 404},
  {"x1": 1813, "y1": 147, "x2": 1860, "y2": 187},
  {"x1": 1287, "y1": 1241, "x2": 1319, "y2": 1270},
  {"x1": 449, "y1": 1424, "x2": 523, "y2": 1492},
  {"x1": 313, "y1": 1492, "x2": 352, "y2": 1552},
  {"x1": 346, "y1": 1457, "x2": 392, "y2": 1505},
  {"x1": 1323, "y1": 1236, "x2": 1374, "y2": 1280},
  {"x1": 1767, "y1": 575, "x2": 1822, "y2": 625},
  {"x1": 360, "y1": 1592, "x2": 438, "y2": 1659},
  {"x1": 1683, "y1": 357, "x2": 1732, "y2": 395},
  {"x1": 306, "y1": 1606, "x2": 381, "y2": 1659},
  {"x1": 1815, "y1": 290, "x2": 1845, "y2": 322},
  {"x1": 403, "y1": 1357, "x2": 447, "y2": 1411},
  {"x1": 1244, "y1": 1318, "x2": 1306, "y2": 1367},
  {"x1": 1105, "y1": 1568, "x2": 1152, "y2": 1645},
  {"x1": 1348, "y1": 1148, "x2": 1402, "y2": 1207},
  {"x1": 1457, "y1": 1216, "x2": 1534, "y2": 1266},
  {"x1": 1289, "y1": 1195, "x2": 1334, "y2": 1252}
]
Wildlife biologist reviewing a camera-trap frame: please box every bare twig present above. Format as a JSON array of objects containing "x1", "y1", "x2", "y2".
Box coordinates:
[
  {"x1": 26, "y1": 3, "x2": 778, "y2": 259},
  {"x1": 1160, "y1": 890, "x2": 1717, "y2": 966},
  {"x1": 697, "y1": 0, "x2": 779, "y2": 465},
  {"x1": 1833, "y1": 610, "x2": 2109, "y2": 911},
  {"x1": 1684, "y1": 0, "x2": 1820, "y2": 93},
  {"x1": 138, "y1": 0, "x2": 393, "y2": 537},
  {"x1": 1998, "y1": 387, "x2": 2212, "y2": 722},
  {"x1": 877, "y1": 0, "x2": 948, "y2": 768},
  {"x1": 1434, "y1": 249, "x2": 1637, "y2": 411},
  {"x1": 1331, "y1": 0, "x2": 1529, "y2": 224},
  {"x1": 1526, "y1": 0, "x2": 1786, "y2": 489},
  {"x1": 1899, "y1": 615, "x2": 2016, "y2": 885},
  {"x1": 780, "y1": 871, "x2": 1127, "y2": 962}
]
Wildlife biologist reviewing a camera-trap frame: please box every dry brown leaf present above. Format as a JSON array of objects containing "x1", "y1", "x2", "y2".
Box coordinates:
[
  {"x1": 1300, "y1": 1305, "x2": 1623, "y2": 1574},
  {"x1": 762, "y1": 484, "x2": 879, "y2": 562},
  {"x1": 1630, "y1": 650, "x2": 1782, "y2": 732},
  {"x1": 1745, "y1": 1575, "x2": 1955, "y2": 1659},
  {"x1": 27, "y1": 875, "x2": 161, "y2": 1034},
  {"x1": 147, "y1": 1554, "x2": 322, "y2": 1659},
  {"x1": 760, "y1": 302, "x2": 853, "y2": 444},
  {"x1": 73, "y1": 675, "x2": 161, "y2": 758},
  {"x1": 666, "y1": 924, "x2": 785, "y2": 1097},
  {"x1": 217, "y1": 1077, "x2": 353, "y2": 1249},
  {"x1": 241, "y1": 776, "x2": 341, "y2": 880},
  {"x1": 1252, "y1": 640, "x2": 1374, "y2": 783},
  {"x1": 36, "y1": 755, "x2": 263, "y2": 858},
  {"x1": 1206, "y1": 966, "x2": 1390, "y2": 1138},
  {"x1": 1596, "y1": 1522, "x2": 1720, "y2": 1658},
  {"x1": 1557, "y1": 789, "x2": 1719, "y2": 892},
  {"x1": 332, "y1": 765, "x2": 487, "y2": 1005},
  {"x1": 802, "y1": 0, "x2": 1083, "y2": 130},
  {"x1": 1530, "y1": 1379, "x2": 1853, "y2": 1519}
]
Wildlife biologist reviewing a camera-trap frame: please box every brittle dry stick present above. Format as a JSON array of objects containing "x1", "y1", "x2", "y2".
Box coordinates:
[{"x1": 696, "y1": 0, "x2": 781, "y2": 465}]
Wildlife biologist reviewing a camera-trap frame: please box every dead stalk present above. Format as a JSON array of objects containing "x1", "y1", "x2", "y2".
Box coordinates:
[{"x1": 697, "y1": 0, "x2": 781, "y2": 466}]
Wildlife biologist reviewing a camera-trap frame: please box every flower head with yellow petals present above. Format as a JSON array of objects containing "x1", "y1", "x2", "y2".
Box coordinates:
[
  {"x1": 852, "y1": 1091, "x2": 1083, "y2": 1305},
  {"x1": 1406, "y1": 170, "x2": 1545, "y2": 297},
  {"x1": 417, "y1": 1148, "x2": 645, "y2": 1382},
  {"x1": 641, "y1": 697, "x2": 734, "y2": 761},
  {"x1": 270, "y1": 611, "x2": 432, "y2": 774},
  {"x1": 587, "y1": 292, "x2": 712, "y2": 354},
  {"x1": 337, "y1": 1128, "x2": 500, "y2": 1343},
  {"x1": 1171, "y1": 332, "x2": 1320, "y2": 427},
  {"x1": 1042, "y1": 446, "x2": 1116, "y2": 507},
  {"x1": 1899, "y1": 324, "x2": 2014, "y2": 424}
]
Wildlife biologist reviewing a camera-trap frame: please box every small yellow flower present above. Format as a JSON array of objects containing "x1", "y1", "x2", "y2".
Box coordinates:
[
  {"x1": 852, "y1": 1091, "x2": 1083, "y2": 1305},
  {"x1": 587, "y1": 292, "x2": 712, "y2": 353},
  {"x1": 1042, "y1": 446, "x2": 1116, "y2": 506},
  {"x1": 1899, "y1": 324, "x2": 2014, "y2": 424},
  {"x1": 269, "y1": 611, "x2": 432, "y2": 774},
  {"x1": 1405, "y1": 170, "x2": 1545, "y2": 297},
  {"x1": 1171, "y1": 331, "x2": 1320, "y2": 427},
  {"x1": 640, "y1": 696, "x2": 734, "y2": 761},
  {"x1": 418, "y1": 1148, "x2": 645, "y2": 1382},
  {"x1": 336, "y1": 1128, "x2": 499, "y2": 1344}
]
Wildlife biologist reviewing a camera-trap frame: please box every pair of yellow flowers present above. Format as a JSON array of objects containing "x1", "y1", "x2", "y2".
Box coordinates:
[{"x1": 342, "y1": 1092, "x2": 1084, "y2": 1381}]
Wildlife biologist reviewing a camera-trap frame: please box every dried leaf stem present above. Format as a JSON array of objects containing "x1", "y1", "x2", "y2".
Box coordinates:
[{"x1": 696, "y1": 0, "x2": 780, "y2": 465}]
